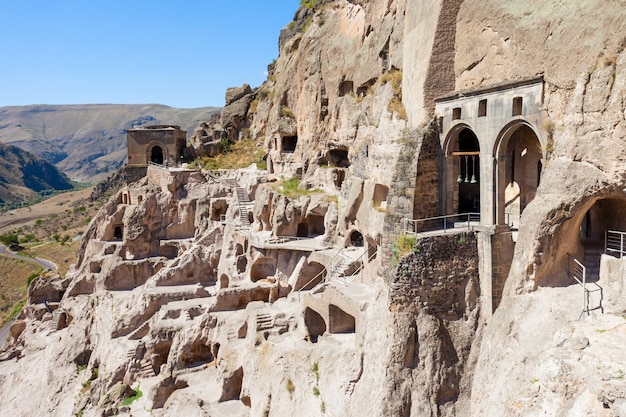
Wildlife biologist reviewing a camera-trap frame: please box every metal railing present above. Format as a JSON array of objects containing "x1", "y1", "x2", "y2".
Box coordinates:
[
  {"x1": 403, "y1": 212, "x2": 480, "y2": 235},
  {"x1": 606, "y1": 230, "x2": 626, "y2": 258},
  {"x1": 297, "y1": 249, "x2": 343, "y2": 299},
  {"x1": 567, "y1": 254, "x2": 603, "y2": 319}
]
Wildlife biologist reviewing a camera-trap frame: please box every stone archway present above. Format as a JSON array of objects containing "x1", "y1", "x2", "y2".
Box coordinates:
[
  {"x1": 150, "y1": 145, "x2": 165, "y2": 165},
  {"x1": 444, "y1": 125, "x2": 481, "y2": 215},
  {"x1": 494, "y1": 122, "x2": 543, "y2": 227}
]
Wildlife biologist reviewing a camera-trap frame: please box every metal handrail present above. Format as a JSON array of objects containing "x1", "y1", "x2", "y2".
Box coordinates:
[
  {"x1": 297, "y1": 249, "x2": 345, "y2": 299},
  {"x1": 403, "y1": 212, "x2": 480, "y2": 235},
  {"x1": 605, "y1": 230, "x2": 626, "y2": 258},
  {"x1": 567, "y1": 254, "x2": 603, "y2": 319}
]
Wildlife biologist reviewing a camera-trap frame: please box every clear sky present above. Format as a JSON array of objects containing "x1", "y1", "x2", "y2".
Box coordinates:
[{"x1": 0, "y1": 1, "x2": 299, "y2": 108}]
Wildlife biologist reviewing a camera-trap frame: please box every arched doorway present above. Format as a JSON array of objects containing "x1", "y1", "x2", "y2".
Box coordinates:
[
  {"x1": 495, "y1": 123, "x2": 542, "y2": 227},
  {"x1": 446, "y1": 127, "x2": 481, "y2": 215},
  {"x1": 150, "y1": 146, "x2": 164, "y2": 165}
]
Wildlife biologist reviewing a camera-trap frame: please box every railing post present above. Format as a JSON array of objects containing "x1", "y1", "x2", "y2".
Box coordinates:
[
  {"x1": 582, "y1": 264, "x2": 587, "y2": 316},
  {"x1": 621, "y1": 232, "x2": 624, "y2": 259}
]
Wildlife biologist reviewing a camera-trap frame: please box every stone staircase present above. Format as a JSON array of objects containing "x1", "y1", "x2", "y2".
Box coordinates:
[
  {"x1": 583, "y1": 244, "x2": 603, "y2": 282},
  {"x1": 49, "y1": 310, "x2": 63, "y2": 330},
  {"x1": 182, "y1": 310, "x2": 192, "y2": 321},
  {"x1": 235, "y1": 186, "x2": 252, "y2": 228},
  {"x1": 128, "y1": 320, "x2": 150, "y2": 340},
  {"x1": 255, "y1": 312, "x2": 274, "y2": 331},
  {"x1": 138, "y1": 358, "x2": 155, "y2": 378}
]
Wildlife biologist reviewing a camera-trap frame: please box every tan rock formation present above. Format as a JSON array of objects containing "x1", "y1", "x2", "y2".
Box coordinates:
[{"x1": 2, "y1": 1, "x2": 626, "y2": 416}]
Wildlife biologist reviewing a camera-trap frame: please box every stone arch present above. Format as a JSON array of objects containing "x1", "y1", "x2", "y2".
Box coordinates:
[
  {"x1": 220, "y1": 274, "x2": 229, "y2": 289},
  {"x1": 113, "y1": 225, "x2": 123, "y2": 241},
  {"x1": 295, "y1": 261, "x2": 325, "y2": 291},
  {"x1": 304, "y1": 307, "x2": 326, "y2": 341},
  {"x1": 494, "y1": 120, "x2": 544, "y2": 227},
  {"x1": 145, "y1": 141, "x2": 169, "y2": 165},
  {"x1": 349, "y1": 230, "x2": 364, "y2": 247},
  {"x1": 443, "y1": 123, "x2": 481, "y2": 215},
  {"x1": 250, "y1": 257, "x2": 276, "y2": 282},
  {"x1": 539, "y1": 193, "x2": 626, "y2": 287}
]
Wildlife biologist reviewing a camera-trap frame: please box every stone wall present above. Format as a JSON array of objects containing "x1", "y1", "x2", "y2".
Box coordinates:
[
  {"x1": 382, "y1": 122, "x2": 440, "y2": 264},
  {"x1": 490, "y1": 228, "x2": 515, "y2": 311},
  {"x1": 390, "y1": 232, "x2": 479, "y2": 319}
]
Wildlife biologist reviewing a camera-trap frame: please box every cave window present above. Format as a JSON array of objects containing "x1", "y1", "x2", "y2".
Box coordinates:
[
  {"x1": 512, "y1": 97, "x2": 523, "y2": 116},
  {"x1": 338, "y1": 80, "x2": 354, "y2": 97},
  {"x1": 373, "y1": 184, "x2": 389, "y2": 210},
  {"x1": 350, "y1": 230, "x2": 364, "y2": 247},
  {"x1": 452, "y1": 107, "x2": 462, "y2": 120},
  {"x1": 113, "y1": 225, "x2": 123, "y2": 241},
  {"x1": 122, "y1": 193, "x2": 129, "y2": 204},
  {"x1": 282, "y1": 136, "x2": 297, "y2": 153},
  {"x1": 478, "y1": 99, "x2": 487, "y2": 117},
  {"x1": 327, "y1": 148, "x2": 350, "y2": 168},
  {"x1": 138, "y1": 196, "x2": 143, "y2": 204},
  {"x1": 304, "y1": 307, "x2": 326, "y2": 342}
]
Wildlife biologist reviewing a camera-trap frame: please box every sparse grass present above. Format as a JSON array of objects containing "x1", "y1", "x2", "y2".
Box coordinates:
[
  {"x1": 0, "y1": 257, "x2": 41, "y2": 325},
  {"x1": 191, "y1": 138, "x2": 265, "y2": 171},
  {"x1": 286, "y1": 379, "x2": 295, "y2": 393},
  {"x1": 279, "y1": 107, "x2": 295, "y2": 119},
  {"x1": 388, "y1": 97, "x2": 407, "y2": 120},
  {"x1": 390, "y1": 233, "x2": 417, "y2": 269},
  {"x1": 121, "y1": 386, "x2": 143, "y2": 406},
  {"x1": 615, "y1": 369, "x2": 624, "y2": 380},
  {"x1": 380, "y1": 69, "x2": 402, "y2": 93},
  {"x1": 271, "y1": 178, "x2": 322, "y2": 199}
]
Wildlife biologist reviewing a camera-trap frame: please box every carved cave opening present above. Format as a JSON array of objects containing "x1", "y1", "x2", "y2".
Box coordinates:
[
  {"x1": 282, "y1": 136, "x2": 297, "y2": 153},
  {"x1": 329, "y1": 304, "x2": 355, "y2": 334},
  {"x1": 250, "y1": 257, "x2": 276, "y2": 282},
  {"x1": 304, "y1": 307, "x2": 326, "y2": 342}
]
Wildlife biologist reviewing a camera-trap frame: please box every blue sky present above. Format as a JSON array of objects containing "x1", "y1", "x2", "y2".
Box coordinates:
[{"x1": 0, "y1": 1, "x2": 299, "y2": 108}]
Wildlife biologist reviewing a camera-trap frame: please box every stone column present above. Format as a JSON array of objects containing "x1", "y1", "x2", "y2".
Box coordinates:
[
  {"x1": 477, "y1": 231, "x2": 493, "y2": 322},
  {"x1": 479, "y1": 152, "x2": 495, "y2": 226},
  {"x1": 495, "y1": 155, "x2": 507, "y2": 225}
]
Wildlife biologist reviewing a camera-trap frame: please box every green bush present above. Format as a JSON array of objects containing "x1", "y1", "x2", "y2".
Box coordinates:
[{"x1": 0, "y1": 233, "x2": 18, "y2": 246}]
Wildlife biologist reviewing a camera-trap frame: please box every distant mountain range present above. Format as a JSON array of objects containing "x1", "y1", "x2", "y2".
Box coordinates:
[
  {"x1": 0, "y1": 142, "x2": 73, "y2": 205},
  {"x1": 0, "y1": 104, "x2": 220, "y2": 183}
]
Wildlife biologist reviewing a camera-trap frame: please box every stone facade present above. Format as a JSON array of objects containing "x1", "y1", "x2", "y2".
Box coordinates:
[{"x1": 126, "y1": 125, "x2": 187, "y2": 167}]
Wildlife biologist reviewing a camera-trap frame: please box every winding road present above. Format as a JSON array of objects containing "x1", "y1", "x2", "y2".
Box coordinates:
[
  {"x1": 0, "y1": 245, "x2": 57, "y2": 271},
  {"x1": 0, "y1": 245, "x2": 57, "y2": 347}
]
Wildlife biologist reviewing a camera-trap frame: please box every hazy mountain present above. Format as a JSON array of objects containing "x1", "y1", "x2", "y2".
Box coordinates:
[
  {"x1": 0, "y1": 142, "x2": 73, "y2": 205},
  {"x1": 0, "y1": 104, "x2": 220, "y2": 182}
]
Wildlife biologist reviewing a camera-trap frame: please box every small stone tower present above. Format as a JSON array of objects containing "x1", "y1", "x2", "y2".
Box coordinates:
[{"x1": 126, "y1": 125, "x2": 187, "y2": 167}]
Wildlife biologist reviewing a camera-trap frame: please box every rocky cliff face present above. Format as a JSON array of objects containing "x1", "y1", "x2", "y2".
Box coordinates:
[{"x1": 2, "y1": 1, "x2": 626, "y2": 416}]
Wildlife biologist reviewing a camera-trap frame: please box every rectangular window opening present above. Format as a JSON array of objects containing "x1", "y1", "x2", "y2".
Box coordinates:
[
  {"x1": 512, "y1": 97, "x2": 523, "y2": 116},
  {"x1": 478, "y1": 99, "x2": 487, "y2": 117}
]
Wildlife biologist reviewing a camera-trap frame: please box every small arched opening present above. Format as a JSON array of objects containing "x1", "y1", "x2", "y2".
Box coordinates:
[
  {"x1": 304, "y1": 307, "x2": 326, "y2": 342},
  {"x1": 495, "y1": 122, "x2": 543, "y2": 227},
  {"x1": 327, "y1": 147, "x2": 350, "y2": 168},
  {"x1": 445, "y1": 126, "x2": 480, "y2": 215},
  {"x1": 220, "y1": 274, "x2": 229, "y2": 289},
  {"x1": 295, "y1": 261, "x2": 325, "y2": 290},
  {"x1": 113, "y1": 225, "x2": 123, "y2": 241},
  {"x1": 150, "y1": 146, "x2": 165, "y2": 165},
  {"x1": 349, "y1": 230, "x2": 364, "y2": 247},
  {"x1": 250, "y1": 257, "x2": 276, "y2": 282}
]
